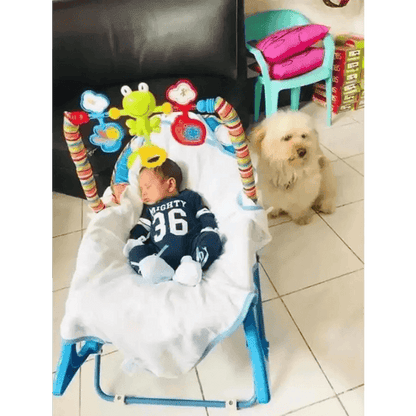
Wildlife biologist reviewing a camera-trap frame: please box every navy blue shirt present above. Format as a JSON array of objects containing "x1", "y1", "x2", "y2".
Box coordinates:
[{"x1": 129, "y1": 189, "x2": 218, "y2": 269}]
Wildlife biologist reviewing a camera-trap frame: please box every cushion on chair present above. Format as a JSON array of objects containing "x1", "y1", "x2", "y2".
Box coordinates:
[
  {"x1": 249, "y1": 47, "x2": 324, "y2": 80},
  {"x1": 256, "y1": 24, "x2": 329, "y2": 64},
  {"x1": 270, "y1": 47, "x2": 325, "y2": 79}
]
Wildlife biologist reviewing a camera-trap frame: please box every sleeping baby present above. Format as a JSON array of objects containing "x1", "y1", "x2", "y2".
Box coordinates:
[{"x1": 123, "y1": 158, "x2": 223, "y2": 286}]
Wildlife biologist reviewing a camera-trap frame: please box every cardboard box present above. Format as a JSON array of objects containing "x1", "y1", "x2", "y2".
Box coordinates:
[
  {"x1": 312, "y1": 90, "x2": 356, "y2": 114},
  {"x1": 340, "y1": 82, "x2": 361, "y2": 95},
  {"x1": 354, "y1": 96, "x2": 365, "y2": 110},
  {"x1": 313, "y1": 82, "x2": 363, "y2": 114},
  {"x1": 314, "y1": 82, "x2": 361, "y2": 104},
  {"x1": 333, "y1": 34, "x2": 364, "y2": 87},
  {"x1": 355, "y1": 89, "x2": 364, "y2": 110},
  {"x1": 334, "y1": 47, "x2": 364, "y2": 78},
  {"x1": 334, "y1": 46, "x2": 364, "y2": 65},
  {"x1": 335, "y1": 34, "x2": 364, "y2": 49},
  {"x1": 337, "y1": 102, "x2": 356, "y2": 113},
  {"x1": 313, "y1": 34, "x2": 365, "y2": 114},
  {"x1": 333, "y1": 60, "x2": 362, "y2": 77},
  {"x1": 312, "y1": 90, "x2": 327, "y2": 107},
  {"x1": 333, "y1": 70, "x2": 360, "y2": 88}
]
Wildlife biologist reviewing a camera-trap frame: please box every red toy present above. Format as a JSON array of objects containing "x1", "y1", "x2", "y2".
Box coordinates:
[
  {"x1": 67, "y1": 111, "x2": 90, "y2": 126},
  {"x1": 166, "y1": 80, "x2": 207, "y2": 146}
]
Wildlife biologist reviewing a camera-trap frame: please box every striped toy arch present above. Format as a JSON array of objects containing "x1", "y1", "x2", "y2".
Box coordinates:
[{"x1": 63, "y1": 96, "x2": 257, "y2": 213}]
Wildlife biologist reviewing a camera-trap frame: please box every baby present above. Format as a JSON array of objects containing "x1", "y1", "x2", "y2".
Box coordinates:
[{"x1": 124, "y1": 158, "x2": 223, "y2": 286}]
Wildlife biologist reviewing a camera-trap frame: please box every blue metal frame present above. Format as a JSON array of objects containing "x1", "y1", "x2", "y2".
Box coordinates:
[{"x1": 53, "y1": 259, "x2": 271, "y2": 410}]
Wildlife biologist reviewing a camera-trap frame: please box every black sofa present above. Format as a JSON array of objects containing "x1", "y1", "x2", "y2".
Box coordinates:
[{"x1": 53, "y1": 0, "x2": 249, "y2": 199}]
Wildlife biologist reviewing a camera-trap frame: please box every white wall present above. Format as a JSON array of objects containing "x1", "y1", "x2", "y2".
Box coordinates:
[{"x1": 245, "y1": 0, "x2": 364, "y2": 36}]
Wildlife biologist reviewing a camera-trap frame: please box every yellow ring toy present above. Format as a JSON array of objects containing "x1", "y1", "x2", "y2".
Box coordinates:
[{"x1": 127, "y1": 143, "x2": 167, "y2": 169}]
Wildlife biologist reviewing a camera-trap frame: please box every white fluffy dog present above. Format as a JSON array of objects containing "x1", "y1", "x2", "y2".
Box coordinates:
[{"x1": 249, "y1": 110, "x2": 337, "y2": 225}]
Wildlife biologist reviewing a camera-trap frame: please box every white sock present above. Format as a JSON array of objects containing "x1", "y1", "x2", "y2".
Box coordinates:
[
  {"x1": 137, "y1": 255, "x2": 174, "y2": 284},
  {"x1": 173, "y1": 256, "x2": 202, "y2": 286}
]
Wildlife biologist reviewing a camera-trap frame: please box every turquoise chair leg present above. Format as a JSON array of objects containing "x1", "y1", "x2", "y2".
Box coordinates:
[
  {"x1": 325, "y1": 77, "x2": 332, "y2": 126},
  {"x1": 265, "y1": 85, "x2": 279, "y2": 118},
  {"x1": 290, "y1": 87, "x2": 301, "y2": 111},
  {"x1": 254, "y1": 79, "x2": 263, "y2": 122}
]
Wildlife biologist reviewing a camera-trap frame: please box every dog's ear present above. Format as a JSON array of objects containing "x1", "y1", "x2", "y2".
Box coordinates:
[{"x1": 248, "y1": 123, "x2": 267, "y2": 153}]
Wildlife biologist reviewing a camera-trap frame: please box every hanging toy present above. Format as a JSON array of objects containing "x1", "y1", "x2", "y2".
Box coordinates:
[
  {"x1": 80, "y1": 91, "x2": 125, "y2": 153},
  {"x1": 166, "y1": 80, "x2": 207, "y2": 146},
  {"x1": 109, "y1": 83, "x2": 172, "y2": 168},
  {"x1": 65, "y1": 111, "x2": 90, "y2": 126}
]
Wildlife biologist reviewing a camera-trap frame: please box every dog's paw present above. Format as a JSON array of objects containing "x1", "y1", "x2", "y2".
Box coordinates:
[
  {"x1": 267, "y1": 208, "x2": 285, "y2": 219},
  {"x1": 266, "y1": 207, "x2": 278, "y2": 218},
  {"x1": 292, "y1": 210, "x2": 314, "y2": 225},
  {"x1": 293, "y1": 216, "x2": 313, "y2": 225},
  {"x1": 318, "y1": 199, "x2": 336, "y2": 215},
  {"x1": 268, "y1": 211, "x2": 279, "y2": 219}
]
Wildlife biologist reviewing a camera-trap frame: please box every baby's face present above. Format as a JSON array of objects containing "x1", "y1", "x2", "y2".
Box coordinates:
[{"x1": 139, "y1": 169, "x2": 172, "y2": 205}]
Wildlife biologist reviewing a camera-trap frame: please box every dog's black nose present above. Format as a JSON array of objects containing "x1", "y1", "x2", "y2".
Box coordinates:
[{"x1": 297, "y1": 148, "x2": 307, "y2": 158}]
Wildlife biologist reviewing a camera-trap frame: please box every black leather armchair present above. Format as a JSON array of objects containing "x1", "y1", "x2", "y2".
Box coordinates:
[{"x1": 53, "y1": 0, "x2": 249, "y2": 198}]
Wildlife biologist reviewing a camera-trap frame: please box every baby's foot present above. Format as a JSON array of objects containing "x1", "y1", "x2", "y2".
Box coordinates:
[
  {"x1": 173, "y1": 256, "x2": 202, "y2": 286},
  {"x1": 137, "y1": 255, "x2": 174, "y2": 284}
]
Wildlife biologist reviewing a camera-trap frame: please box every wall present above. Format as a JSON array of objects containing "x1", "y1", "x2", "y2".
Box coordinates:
[{"x1": 245, "y1": 0, "x2": 364, "y2": 36}]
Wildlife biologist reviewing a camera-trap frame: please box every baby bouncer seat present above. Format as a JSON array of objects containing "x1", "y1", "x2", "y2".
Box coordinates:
[{"x1": 53, "y1": 80, "x2": 272, "y2": 410}]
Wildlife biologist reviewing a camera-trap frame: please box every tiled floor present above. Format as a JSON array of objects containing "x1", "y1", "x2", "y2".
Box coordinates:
[{"x1": 53, "y1": 103, "x2": 364, "y2": 415}]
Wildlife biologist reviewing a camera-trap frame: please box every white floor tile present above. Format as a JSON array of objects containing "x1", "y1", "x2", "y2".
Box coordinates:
[
  {"x1": 318, "y1": 122, "x2": 364, "y2": 159},
  {"x1": 321, "y1": 200, "x2": 364, "y2": 262},
  {"x1": 198, "y1": 299, "x2": 334, "y2": 416},
  {"x1": 259, "y1": 263, "x2": 279, "y2": 302},
  {"x1": 80, "y1": 352, "x2": 206, "y2": 416},
  {"x1": 53, "y1": 231, "x2": 82, "y2": 291},
  {"x1": 53, "y1": 371, "x2": 80, "y2": 416},
  {"x1": 343, "y1": 154, "x2": 364, "y2": 176},
  {"x1": 338, "y1": 386, "x2": 364, "y2": 416},
  {"x1": 282, "y1": 270, "x2": 364, "y2": 394},
  {"x1": 320, "y1": 144, "x2": 340, "y2": 162},
  {"x1": 259, "y1": 215, "x2": 363, "y2": 296},
  {"x1": 332, "y1": 160, "x2": 364, "y2": 207},
  {"x1": 53, "y1": 289, "x2": 70, "y2": 372},
  {"x1": 350, "y1": 108, "x2": 364, "y2": 124},
  {"x1": 53, "y1": 193, "x2": 83, "y2": 237},
  {"x1": 279, "y1": 397, "x2": 347, "y2": 416},
  {"x1": 301, "y1": 101, "x2": 359, "y2": 130}
]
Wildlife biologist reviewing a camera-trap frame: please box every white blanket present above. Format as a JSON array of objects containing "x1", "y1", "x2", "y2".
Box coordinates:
[{"x1": 60, "y1": 113, "x2": 271, "y2": 378}]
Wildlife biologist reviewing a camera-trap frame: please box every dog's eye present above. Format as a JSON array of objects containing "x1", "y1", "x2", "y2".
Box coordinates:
[
  {"x1": 282, "y1": 135, "x2": 292, "y2": 141},
  {"x1": 301, "y1": 134, "x2": 307, "y2": 139}
]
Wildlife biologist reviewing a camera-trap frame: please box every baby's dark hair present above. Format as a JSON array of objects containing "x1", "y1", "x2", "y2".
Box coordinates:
[{"x1": 140, "y1": 159, "x2": 183, "y2": 190}]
